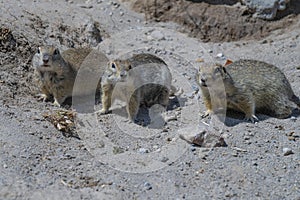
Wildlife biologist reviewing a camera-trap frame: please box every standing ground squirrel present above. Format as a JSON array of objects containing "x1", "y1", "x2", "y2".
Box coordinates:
[
  {"x1": 32, "y1": 45, "x2": 108, "y2": 106},
  {"x1": 197, "y1": 59, "x2": 300, "y2": 122},
  {"x1": 100, "y1": 53, "x2": 172, "y2": 121}
]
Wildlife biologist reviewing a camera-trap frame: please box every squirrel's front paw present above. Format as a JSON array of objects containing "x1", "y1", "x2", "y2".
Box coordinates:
[
  {"x1": 36, "y1": 93, "x2": 49, "y2": 102},
  {"x1": 201, "y1": 109, "x2": 212, "y2": 118},
  {"x1": 99, "y1": 108, "x2": 109, "y2": 115},
  {"x1": 244, "y1": 114, "x2": 259, "y2": 123},
  {"x1": 53, "y1": 100, "x2": 61, "y2": 107}
]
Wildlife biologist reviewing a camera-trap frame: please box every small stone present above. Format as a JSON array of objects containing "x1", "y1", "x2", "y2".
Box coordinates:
[
  {"x1": 162, "y1": 128, "x2": 168, "y2": 132},
  {"x1": 196, "y1": 58, "x2": 204, "y2": 62},
  {"x1": 78, "y1": 4, "x2": 93, "y2": 9},
  {"x1": 150, "y1": 30, "x2": 165, "y2": 41},
  {"x1": 186, "y1": 92, "x2": 194, "y2": 99},
  {"x1": 190, "y1": 146, "x2": 196, "y2": 152},
  {"x1": 232, "y1": 151, "x2": 238, "y2": 157},
  {"x1": 120, "y1": 11, "x2": 124, "y2": 16},
  {"x1": 143, "y1": 182, "x2": 152, "y2": 190},
  {"x1": 244, "y1": 136, "x2": 250, "y2": 140},
  {"x1": 261, "y1": 40, "x2": 268, "y2": 44},
  {"x1": 216, "y1": 53, "x2": 224, "y2": 58},
  {"x1": 290, "y1": 116, "x2": 297, "y2": 122},
  {"x1": 208, "y1": 50, "x2": 213, "y2": 53},
  {"x1": 109, "y1": 12, "x2": 113, "y2": 16},
  {"x1": 161, "y1": 157, "x2": 169, "y2": 162},
  {"x1": 165, "y1": 115, "x2": 177, "y2": 122},
  {"x1": 138, "y1": 148, "x2": 149, "y2": 154},
  {"x1": 283, "y1": 148, "x2": 294, "y2": 156}
]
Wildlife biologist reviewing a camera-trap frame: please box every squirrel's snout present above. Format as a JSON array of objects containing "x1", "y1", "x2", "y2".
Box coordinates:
[
  {"x1": 43, "y1": 54, "x2": 49, "y2": 64},
  {"x1": 120, "y1": 71, "x2": 126, "y2": 78}
]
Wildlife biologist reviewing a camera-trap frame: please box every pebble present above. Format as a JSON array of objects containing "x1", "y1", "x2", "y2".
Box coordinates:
[
  {"x1": 244, "y1": 136, "x2": 250, "y2": 140},
  {"x1": 165, "y1": 115, "x2": 177, "y2": 122},
  {"x1": 190, "y1": 146, "x2": 196, "y2": 152},
  {"x1": 290, "y1": 116, "x2": 297, "y2": 122},
  {"x1": 186, "y1": 92, "x2": 194, "y2": 99},
  {"x1": 216, "y1": 53, "x2": 224, "y2": 58},
  {"x1": 283, "y1": 148, "x2": 294, "y2": 156},
  {"x1": 161, "y1": 157, "x2": 169, "y2": 162},
  {"x1": 150, "y1": 30, "x2": 165, "y2": 41},
  {"x1": 232, "y1": 151, "x2": 238, "y2": 157},
  {"x1": 138, "y1": 148, "x2": 149, "y2": 154},
  {"x1": 78, "y1": 4, "x2": 93, "y2": 9},
  {"x1": 143, "y1": 182, "x2": 152, "y2": 190}
]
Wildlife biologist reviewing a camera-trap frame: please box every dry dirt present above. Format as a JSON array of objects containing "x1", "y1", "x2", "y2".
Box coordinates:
[
  {"x1": 0, "y1": 0, "x2": 299, "y2": 199},
  {"x1": 128, "y1": 0, "x2": 300, "y2": 42}
]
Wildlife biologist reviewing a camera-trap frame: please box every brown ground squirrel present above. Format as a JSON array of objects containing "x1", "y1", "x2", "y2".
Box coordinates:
[
  {"x1": 100, "y1": 53, "x2": 172, "y2": 121},
  {"x1": 197, "y1": 59, "x2": 300, "y2": 122},
  {"x1": 32, "y1": 45, "x2": 108, "y2": 106}
]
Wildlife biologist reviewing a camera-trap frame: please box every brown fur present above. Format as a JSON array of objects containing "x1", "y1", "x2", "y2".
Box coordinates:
[
  {"x1": 197, "y1": 59, "x2": 300, "y2": 122},
  {"x1": 100, "y1": 53, "x2": 172, "y2": 121},
  {"x1": 32, "y1": 45, "x2": 108, "y2": 106}
]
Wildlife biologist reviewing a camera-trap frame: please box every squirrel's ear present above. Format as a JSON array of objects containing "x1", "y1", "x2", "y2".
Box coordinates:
[{"x1": 37, "y1": 47, "x2": 41, "y2": 54}]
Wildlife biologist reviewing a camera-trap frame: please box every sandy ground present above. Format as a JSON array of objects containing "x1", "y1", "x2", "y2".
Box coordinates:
[{"x1": 0, "y1": 0, "x2": 300, "y2": 199}]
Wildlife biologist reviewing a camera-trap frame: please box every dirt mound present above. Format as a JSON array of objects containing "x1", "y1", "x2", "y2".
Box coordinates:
[
  {"x1": 0, "y1": 27, "x2": 38, "y2": 103},
  {"x1": 128, "y1": 0, "x2": 299, "y2": 42}
]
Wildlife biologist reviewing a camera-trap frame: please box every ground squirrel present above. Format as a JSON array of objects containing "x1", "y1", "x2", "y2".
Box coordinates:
[
  {"x1": 32, "y1": 45, "x2": 108, "y2": 106},
  {"x1": 100, "y1": 53, "x2": 172, "y2": 121},
  {"x1": 197, "y1": 59, "x2": 300, "y2": 122}
]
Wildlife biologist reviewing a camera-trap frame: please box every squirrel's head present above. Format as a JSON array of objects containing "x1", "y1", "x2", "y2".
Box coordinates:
[
  {"x1": 33, "y1": 45, "x2": 62, "y2": 71},
  {"x1": 105, "y1": 59, "x2": 132, "y2": 83},
  {"x1": 198, "y1": 63, "x2": 232, "y2": 88}
]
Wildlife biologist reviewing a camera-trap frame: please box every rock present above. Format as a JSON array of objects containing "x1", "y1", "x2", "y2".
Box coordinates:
[
  {"x1": 216, "y1": 53, "x2": 224, "y2": 58},
  {"x1": 150, "y1": 30, "x2": 165, "y2": 41},
  {"x1": 81, "y1": 20, "x2": 102, "y2": 47},
  {"x1": 290, "y1": 116, "x2": 297, "y2": 122},
  {"x1": 138, "y1": 148, "x2": 149, "y2": 154},
  {"x1": 143, "y1": 182, "x2": 152, "y2": 190},
  {"x1": 283, "y1": 147, "x2": 294, "y2": 156},
  {"x1": 161, "y1": 157, "x2": 169, "y2": 162},
  {"x1": 241, "y1": 0, "x2": 289, "y2": 20},
  {"x1": 165, "y1": 115, "x2": 177, "y2": 122},
  {"x1": 78, "y1": 4, "x2": 93, "y2": 9},
  {"x1": 178, "y1": 126, "x2": 227, "y2": 148}
]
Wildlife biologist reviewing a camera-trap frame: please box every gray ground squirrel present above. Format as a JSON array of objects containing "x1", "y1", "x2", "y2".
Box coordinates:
[
  {"x1": 197, "y1": 59, "x2": 300, "y2": 122},
  {"x1": 100, "y1": 53, "x2": 172, "y2": 121},
  {"x1": 32, "y1": 45, "x2": 108, "y2": 106}
]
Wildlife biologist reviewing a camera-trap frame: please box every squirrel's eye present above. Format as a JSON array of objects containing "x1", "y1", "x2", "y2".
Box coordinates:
[
  {"x1": 53, "y1": 49, "x2": 59, "y2": 55},
  {"x1": 111, "y1": 63, "x2": 116, "y2": 69}
]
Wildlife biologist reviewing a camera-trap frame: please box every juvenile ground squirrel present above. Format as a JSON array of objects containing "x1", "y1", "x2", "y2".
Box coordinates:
[
  {"x1": 100, "y1": 53, "x2": 172, "y2": 121},
  {"x1": 197, "y1": 59, "x2": 300, "y2": 122},
  {"x1": 32, "y1": 45, "x2": 108, "y2": 106}
]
